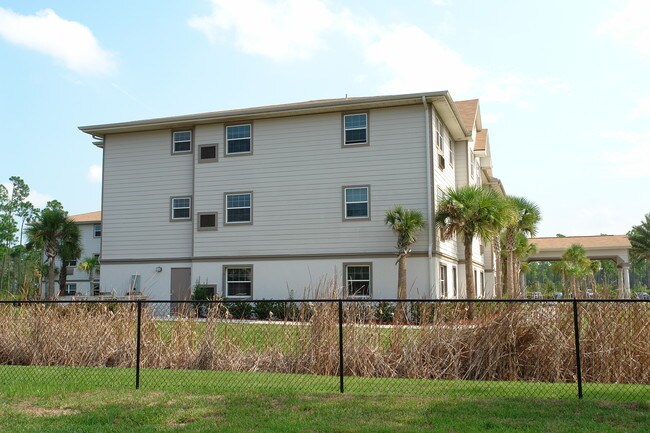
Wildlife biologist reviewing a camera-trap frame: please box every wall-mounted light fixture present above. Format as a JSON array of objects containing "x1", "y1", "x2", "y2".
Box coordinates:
[{"x1": 155, "y1": 266, "x2": 163, "y2": 273}]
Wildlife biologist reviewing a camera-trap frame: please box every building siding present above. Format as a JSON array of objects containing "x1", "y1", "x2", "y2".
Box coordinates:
[{"x1": 102, "y1": 130, "x2": 193, "y2": 259}]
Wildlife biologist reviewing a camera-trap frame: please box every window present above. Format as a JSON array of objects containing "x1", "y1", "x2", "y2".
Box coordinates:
[
  {"x1": 92, "y1": 283, "x2": 100, "y2": 296},
  {"x1": 436, "y1": 118, "x2": 443, "y2": 150},
  {"x1": 64, "y1": 259, "x2": 76, "y2": 276},
  {"x1": 172, "y1": 130, "x2": 192, "y2": 154},
  {"x1": 470, "y1": 151, "x2": 475, "y2": 178},
  {"x1": 448, "y1": 138, "x2": 454, "y2": 166},
  {"x1": 452, "y1": 266, "x2": 458, "y2": 298},
  {"x1": 171, "y1": 197, "x2": 191, "y2": 220},
  {"x1": 476, "y1": 161, "x2": 481, "y2": 184},
  {"x1": 345, "y1": 264, "x2": 371, "y2": 297},
  {"x1": 93, "y1": 223, "x2": 102, "y2": 238},
  {"x1": 198, "y1": 212, "x2": 218, "y2": 231},
  {"x1": 64, "y1": 283, "x2": 77, "y2": 296},
  {"x1": 199, "y1": 144, "x2": 217, "y2": 162},
  {"x1": 440, "y1": 264, "x2": 448, "y2": 298},
  {"x1": 343, "y1": 113, "x2": 368, "y2": 145},
  {"x1": 226, "y1": 124, "x2": 252, "y2": 155},
  {"x1": 225, "y1": 193, "x2": 252, "y2": 224},
  {"x1": 224, "y1": 266, "x2": 252, "y2": 298},
  {"x1": 480, "y1": 271, "x2": 485, "y2": 296},
  {"x1": 343, "y1": 186, "x2": 369, "y2": 220}
]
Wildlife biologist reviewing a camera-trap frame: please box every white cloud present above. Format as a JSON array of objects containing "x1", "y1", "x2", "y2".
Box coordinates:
[
  {"x1": 481, "y1": 112, "x2": 501, "y2": 124},
  {"x1": 598, "y1": 0, "x2": 650, "y2": 56},
  {"x1": 188, "y1": 0, "x2": 335, "y2": 60},
  {"x1": 0, "y1": 7, "x2": 116, "y2": 76},
  {"x1": 629, "y1": 94, "x2": 650, "y2": 119},
  {"x1": 87, "y1": 164, "x2": 102, "y2": 183},
  {"x1": 536, "y1": 77, "x2": 571, "y2": 94},
  {"x1": 365, "y1": 24, "x2": 478, "y2": 95},
  {"x1": 598, "y1": 129, "x2": 650, "y2": 178}
]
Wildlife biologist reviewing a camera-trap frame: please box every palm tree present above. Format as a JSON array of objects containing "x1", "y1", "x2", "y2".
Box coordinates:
[
  {"x1": 26, "y1": 207, "x2": 80, "y2": 299},
  {"x1": 628, "y1": 213, "x2": 650, "y2": 290},
  {"x1": 57, "y1": 237, "x2": 82, "y2": 296},
  {"x1": 561, "y1": 244, "x2": 591, "y2": 298},
  {"x1": 503, "y1": 196, "x2": 541, "y2": 298},
  {"x1": 385, "y1": 206, "x2": 426, "y2": 300},
  {"x1": 436, "y1": 186, "x2": 509, "y2": 316},
  {"x1": 512, "y1": 233, "x2": 538, "y2": 297},
  {"x1": 78, "y1": 256, "x2": 101, "y2": 295}
]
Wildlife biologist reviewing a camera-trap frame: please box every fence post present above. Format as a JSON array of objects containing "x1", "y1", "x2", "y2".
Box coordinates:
[
  {"x1": 338, "y1": 299, "x2": 344, "y2": 393},
  {"x1": 135, "y1": 300, "x2": 142, "y2": 390},
  {"x1": 572, "y1": 299, "x2": 583, "y2": 399}
]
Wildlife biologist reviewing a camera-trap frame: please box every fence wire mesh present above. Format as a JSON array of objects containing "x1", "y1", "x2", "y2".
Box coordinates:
[{"x1": 0, "y1": 299, "x2": 648, "y2": 401}]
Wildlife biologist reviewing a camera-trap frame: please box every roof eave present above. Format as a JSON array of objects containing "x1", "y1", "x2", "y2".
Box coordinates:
[{"x1": 79, "y1": 91, "x2": 465, "y2": 137}]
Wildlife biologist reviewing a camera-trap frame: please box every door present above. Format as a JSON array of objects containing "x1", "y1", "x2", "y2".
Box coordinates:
[{"x1": 170, "y1": 267, "x2": 192, "y2": 316}]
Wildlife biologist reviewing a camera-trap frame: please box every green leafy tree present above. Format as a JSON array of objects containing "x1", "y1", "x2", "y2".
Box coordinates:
[
  {"x1": 78, "y1": 256, "x2": 101, "y2": 295},
  {"x1": 628, "y1": 213, "x2": 650, "y2": 290},
  {"x1": 561, "y1": 244, "x2": 592, "y2": 298},
  {"x1": 503, "y1": 196, "x2": 541, "y2": 298},
  {"x1": 26, "y1": 205, "x2": 81, "y2": 299},
  {"x1": 436, "y1": 186, "x2": 509, "y2": 316},
  {"x1": 384, "y1": 205, "x2": 426, "y2": 301}
]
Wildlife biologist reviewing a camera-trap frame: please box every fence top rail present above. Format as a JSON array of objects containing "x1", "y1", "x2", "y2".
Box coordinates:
[{"x1": 0, "y1": 298, "x2": 648, "y2": 305}]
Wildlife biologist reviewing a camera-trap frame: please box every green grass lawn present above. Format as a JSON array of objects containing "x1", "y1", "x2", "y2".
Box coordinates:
[{"x1": 0, "y1": 366, "x2": 648, "y2": 432}]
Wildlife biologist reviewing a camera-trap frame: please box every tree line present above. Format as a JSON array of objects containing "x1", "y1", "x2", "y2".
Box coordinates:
[{"x1": 0, "y1": 176, "x2": 98, "y2": 300}]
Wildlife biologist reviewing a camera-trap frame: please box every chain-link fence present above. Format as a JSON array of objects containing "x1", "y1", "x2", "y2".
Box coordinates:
[{"x1": 0, "y1": 299, "x2": 648, "y2": 401}]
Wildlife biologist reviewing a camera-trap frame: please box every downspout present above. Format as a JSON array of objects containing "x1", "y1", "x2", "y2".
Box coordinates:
[{"x1": 422, "y1": 96, "x2": 436, "y2": 299}]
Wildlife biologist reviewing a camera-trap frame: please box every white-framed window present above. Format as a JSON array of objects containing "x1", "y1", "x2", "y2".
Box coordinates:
[
  {"x1": 448, "y1": 138, "x2": 454, "y2": 166},
  {"x1": 480, "y1": 271, "x2": 485, "y2": 297},
  {"x1": 226, "y1": 124, "x2": 252, "y2": 155},
  {"x1": 224, "y1": 266, "x2": 253, "y2": 298},
  {"x1": 225, "y1": 192, "x2": 252, "y2": 224},
  {"x1": 93, "y1": 223, "x2": 101, "y2": 238},
  {"x1": 440, "y1": 264, "x2": 448, "y2": 298},
  {"x1": 171, "y1": 197, "x2": 191, "y2": 221},
  {"x1": 343, "y1": 186, "x2": 369, "y2": 220},
  {"x1": 436, "y1": 118, "x2": 443, "y2": 150},
  {"x1": 64, "y1": 283, "x2": 77, "y2": 296},
  {"x1": 343, "y1": 113, "x2": 368, "y2": 145},
  {"x1": 476, "y1": 161, "x2": 481, "y2": 185},
  {"x1": 64, "y1": 259, "x2": 77, "y2": 267},
  {"x1": 452, "y1": 266, "x2": 458, "y2": 298},
  {"x1": 172, "y1": 130, "x2": 192, "y2": 154},
  {"x1": 345, "y1": 264, "x2": 372, "y2": 298},
  {"x1": 92, "y1": 283, "x2": 100, "y2": 296},
  {"x1": 470, "y1": 150, "x2": 475, "y2": 178}
]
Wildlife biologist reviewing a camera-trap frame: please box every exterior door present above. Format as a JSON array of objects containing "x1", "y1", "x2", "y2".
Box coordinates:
[{"x1": 170, "y1": 267, "x2": 192, "y2": 316}]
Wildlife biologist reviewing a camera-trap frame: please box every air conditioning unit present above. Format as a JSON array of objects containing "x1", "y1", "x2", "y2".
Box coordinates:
[{"x1": 438, "y1": 153, "x2": 446, "y2": 170}]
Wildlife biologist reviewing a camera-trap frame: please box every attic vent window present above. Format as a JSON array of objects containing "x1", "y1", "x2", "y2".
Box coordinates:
[
  {"x1": 198, "y1": 212, "x2": 218, "y2": 231},
  {"x1": 199, "y1": 145, "x2": 217, "y2": 162}
]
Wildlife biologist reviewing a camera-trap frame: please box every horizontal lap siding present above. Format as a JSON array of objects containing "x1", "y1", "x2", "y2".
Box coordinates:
[
  {"x1": 434, "y1": 111, "x2": 459, "y2": 260},
  {"x1": 193, "y1": 106, "x2": 428, "y2": 256},
  {"x1": 102, "y1": 130, "x2": 193, "y2": 259}
]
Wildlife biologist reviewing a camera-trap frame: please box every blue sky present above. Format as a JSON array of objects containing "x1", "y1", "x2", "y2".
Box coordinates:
[{"x1": 0, "y1": 0, "x2": 648, "y2": 236}]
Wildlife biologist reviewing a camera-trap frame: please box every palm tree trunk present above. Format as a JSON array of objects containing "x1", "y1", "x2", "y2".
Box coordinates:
[
  {"x1": 514, "y1": 261, "x2": 521, "y2": 298},
  {"x1": 89, "y1": 270, "x2": 94, "y2": 296},
  {"x1": 646, "y1": 254, "x2": 650, "y2": 291},
  {"x1": 395, "y1": 254, "x2": 407, "y2": 323},
  {"x1": 465, "y1": 238, "x2": 475, "y2": 320},
  {"x1": 505, "y1": 229, "x2": 516, "y2": 298},
  {"x1": 493, "y1": 235, "x2": 502, "y2": 298},
  {"x1": 46, "y1": 255, "x2": 56, "y2": 300},
  {"x1": 58, "y1": 266, "x2": 68, "y2": 297}
]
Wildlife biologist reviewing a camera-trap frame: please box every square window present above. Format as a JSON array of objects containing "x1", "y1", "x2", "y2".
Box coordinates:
[
  {"x1": 171, "y1": 197, "x2": 191, "y2": 220},
  {"x1": 199, "y1": 144, "x2": 217, "y2": 162},
  {"x1": 64, "y1": 283, "x2": 77, "y2": 296},
  {"x1": 226, "y1": 124, "x2": 252, "y2": 154},
  {"x1": 344, "y1": 186, "x2": 369, "y2": 219},
  {"x1": 93, "y1": 223, "x2": 102, "y2": 238},
  {"x1": 225, "y1": 266, "x2": 252, "y2": 298},
  {"x1": 173, "y1": 130, "x2": 192, "y2": 153},
  {"x1": 225, "y1": 193, "x2": 252, "y2": 224},
  {"x1": 345, "y1": 264, "x2": 371, "y2": 297},
  {"x1": 198, "y1": 212, "x2": 218, "y2": 231},
  {"x1": 343, "y1": 113, "x2": 368, "y2": 145}
]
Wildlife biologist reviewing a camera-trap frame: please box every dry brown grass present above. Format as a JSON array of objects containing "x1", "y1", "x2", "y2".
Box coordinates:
[{"x1": 0, "y1": 300, "x2": 647, "y2": 384}]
